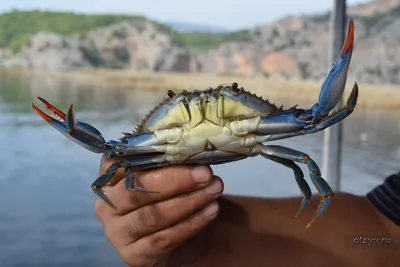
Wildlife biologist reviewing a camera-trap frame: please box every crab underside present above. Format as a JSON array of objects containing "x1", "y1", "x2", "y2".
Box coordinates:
[{"x1": 32, "y1": 21, "x2": 358, "y2": 228}]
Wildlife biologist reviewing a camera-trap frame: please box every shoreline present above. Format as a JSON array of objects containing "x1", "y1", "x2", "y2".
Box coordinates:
[{"x1": 2, "y1": 68, "x2": 400, "y2": 110}]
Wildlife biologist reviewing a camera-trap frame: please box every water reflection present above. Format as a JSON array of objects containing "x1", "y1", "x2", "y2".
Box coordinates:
[{"x1": 1, "y1": 72, "x2": 400, "y2": 267}]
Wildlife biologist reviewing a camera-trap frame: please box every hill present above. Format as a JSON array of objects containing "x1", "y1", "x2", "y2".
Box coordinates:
[
  {"x1": 0, "y1": 10, "x2": 249, "y2": 71},
  {"x1": 2, "y1": 0, "x2": 400, "y2": 85}
]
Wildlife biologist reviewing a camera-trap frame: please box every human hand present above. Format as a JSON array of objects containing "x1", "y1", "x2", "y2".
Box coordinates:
[{"x1": 95, "y1": 155, "x2": 224, "y2": 267}]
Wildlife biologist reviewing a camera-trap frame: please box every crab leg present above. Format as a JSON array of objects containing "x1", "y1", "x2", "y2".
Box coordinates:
[
  {"x1": 260, "y1": 145, "x2": 334, "y2": 228},
  {"x1": 125, "y1": 166, "x2": 164, "y2": 193},
  {"x1": 246, "y1": 20, "x2": 355, "y2": 136},
  {"x1": 252, "y1": 20, "x2": 355, "y2": 136},
  {"x1": 92, "y1": 155, "x2": 171, "y2": 208},
  {"x1": 303, "y1": 82, "x2": 358, "y2": 134},
  {"x1": 261, "y1": 154, "x2": 312, "y2": 218},
  {"x1": 240, "y1": 81, "x2": 358, "y2": 142},
  {"x1": 113, "y1": 128, "x2": 184, "y2": 157},
  {"x1": 32, "y1": 98, "x2": 114, "y2": 153},
  {"x1": 312, "y1": 19, "x2": 354, "y2": 123},
  {"x1": 239, "y1": 20, "x2": 354, "y2": 137},
  {"x1": 228, "y1": 81, "x2": 357, "y2": 141},
  {"x1": 184, "y1": 151, "x2": 248, "y2": 165},
  {"x1": 110, "y1": 133, "x2": 165, "y2": 157}
]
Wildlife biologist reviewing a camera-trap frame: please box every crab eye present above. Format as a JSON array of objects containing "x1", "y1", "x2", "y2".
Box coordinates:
[
  {"x1": 167, "y1": 90, "x2": 176, "y2": 98},
  {"x1": 230, "y1": 82, "x2": 241, "y2": 94}
]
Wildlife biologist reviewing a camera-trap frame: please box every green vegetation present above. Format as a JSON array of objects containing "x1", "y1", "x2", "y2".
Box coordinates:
[
  {"x1": 0, "y1": 10, "x2": 178, "y2": 53},
  {"x1": 0, "y1": 10, "x2": 253, "y2": 54}
]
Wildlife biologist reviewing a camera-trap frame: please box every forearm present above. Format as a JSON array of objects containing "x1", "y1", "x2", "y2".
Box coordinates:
[{"x1": 190, "y1": 193, "x2": 398, "y2": 267}]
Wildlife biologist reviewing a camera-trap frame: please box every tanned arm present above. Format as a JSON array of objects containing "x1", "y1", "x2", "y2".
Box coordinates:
[{"x1": 190, "y1": 193, "x2": 399, "y2": 267}]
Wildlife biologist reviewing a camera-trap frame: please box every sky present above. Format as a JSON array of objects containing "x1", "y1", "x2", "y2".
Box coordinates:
[{"x1": 1, "y1": 0, "x2": 371, "y2": 30}]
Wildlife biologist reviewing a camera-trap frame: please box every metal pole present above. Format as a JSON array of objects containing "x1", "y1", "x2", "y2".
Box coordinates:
[{"x1": 322, "y1": 0, "x2": 346, "y2": 191}]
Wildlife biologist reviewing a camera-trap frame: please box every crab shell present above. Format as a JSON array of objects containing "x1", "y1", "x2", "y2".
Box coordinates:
[{"x1": 136, "y1": 84, "x2": 280, "y2": 133}]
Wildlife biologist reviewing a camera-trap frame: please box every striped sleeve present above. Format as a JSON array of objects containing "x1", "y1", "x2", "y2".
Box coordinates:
[{"x1": 366, "y1": 172, "x2": 400, "y2": 226}]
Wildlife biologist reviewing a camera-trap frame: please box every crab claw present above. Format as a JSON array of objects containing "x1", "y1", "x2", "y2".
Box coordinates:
[
  {"x1": 313, "y1": 19, "x2": 354, "y2": 122},
  {"x1": 32, "y1": 97, "x2": 112, "y2": 153}
]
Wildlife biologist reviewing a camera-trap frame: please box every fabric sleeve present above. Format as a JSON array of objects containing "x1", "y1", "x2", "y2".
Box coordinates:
[{"x1": 366, "y1": 172, "x2": 400, "y2": 226}]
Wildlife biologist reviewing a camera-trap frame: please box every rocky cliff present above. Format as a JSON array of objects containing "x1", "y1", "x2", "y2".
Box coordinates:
[
  {"x1": 193, "y1": 0, "x2": 400, "y2": 84},
  {"x1": 2, "y1": 0, "x2": 400, "y2": 85},
  {"x1": 0, "y1": 20, "x2": 190, "y2": 72}
]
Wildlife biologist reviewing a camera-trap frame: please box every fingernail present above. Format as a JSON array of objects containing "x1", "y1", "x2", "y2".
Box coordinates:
[
  {"x1": 205, "y1": 179, "x2": 223, "y2": 195},
  {"x1": 203, "y1": 201, "x2": 219, "y2": 217},
  {"x1": 192, "y1": 166, "x2": 211, "y2": 183}
]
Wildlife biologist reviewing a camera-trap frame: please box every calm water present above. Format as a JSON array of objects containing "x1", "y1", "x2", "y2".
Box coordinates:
[{"x1": 1, "y1": 72, "x2": 400, "y2": 267}]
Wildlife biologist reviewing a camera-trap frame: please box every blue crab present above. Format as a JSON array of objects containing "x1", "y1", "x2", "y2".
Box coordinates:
[{"x1": 33, "y1": 20, "x2": 357, "y2": 228}]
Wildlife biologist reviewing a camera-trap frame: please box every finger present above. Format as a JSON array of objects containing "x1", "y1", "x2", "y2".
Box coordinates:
[
  {"x1": 106, "y1": 176, "x2": 223, "y2": 247},
  {"x1": 96, "y1": 164, "x2": 214, "y2": 217},
  {"x1": 118, "y1": 200, "x2": 220, "y2": 267}
]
